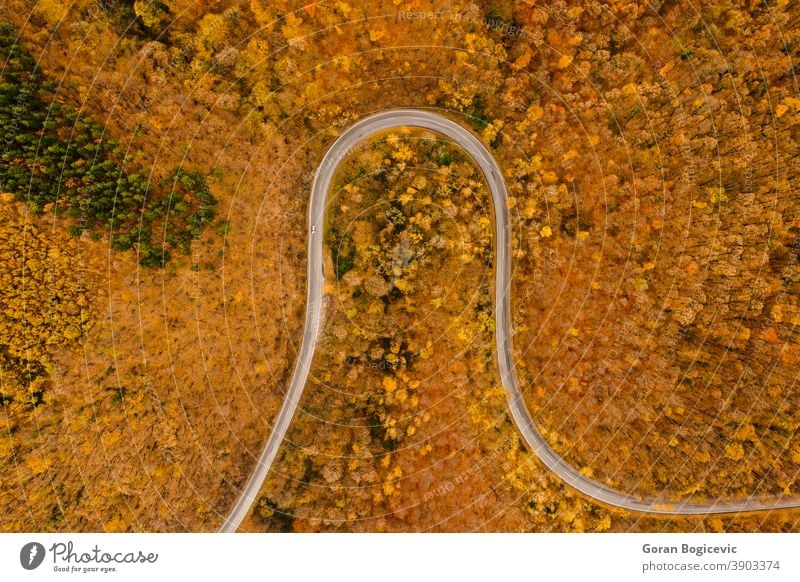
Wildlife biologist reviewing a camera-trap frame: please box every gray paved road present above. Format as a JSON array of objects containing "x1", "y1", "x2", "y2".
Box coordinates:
[{"x1": 219, "y1": 109, "x2": 800, "y2": 532}]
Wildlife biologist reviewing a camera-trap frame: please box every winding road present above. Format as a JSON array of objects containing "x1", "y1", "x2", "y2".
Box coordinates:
[{"x1": 219, "y1": 109, "x2": 800, "y2": 532}]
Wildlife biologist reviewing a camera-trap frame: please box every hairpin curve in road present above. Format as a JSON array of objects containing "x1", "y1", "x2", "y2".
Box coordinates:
[{"x1": 219, "y1": 109, "x2": 800, "y2": 532}]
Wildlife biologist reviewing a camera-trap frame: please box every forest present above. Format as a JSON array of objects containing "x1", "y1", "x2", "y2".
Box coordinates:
[
  {"x1": 0, "y1": 0, "x2": 798, "y2": 532},
  {"x1": 0, "y1": 22, "x2": 216, "y2": 268},
  {"x1": 244, "y1": 130, "x2": 519, "y2": 531}
]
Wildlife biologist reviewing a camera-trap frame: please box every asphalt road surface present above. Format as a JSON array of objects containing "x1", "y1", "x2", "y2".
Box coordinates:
[{"x1": 219, "y1": 109, "x2": 800, "y2": 532}]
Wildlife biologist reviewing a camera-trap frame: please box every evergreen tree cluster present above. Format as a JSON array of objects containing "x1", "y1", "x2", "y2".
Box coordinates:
[{"x1": 0, "y1": 22, "x2": 216, "y2": 268}]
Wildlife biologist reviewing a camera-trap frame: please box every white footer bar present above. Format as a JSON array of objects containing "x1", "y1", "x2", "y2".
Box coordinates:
[{"x1": 1, "y1": 533, "x2": 797, "y2": 581}]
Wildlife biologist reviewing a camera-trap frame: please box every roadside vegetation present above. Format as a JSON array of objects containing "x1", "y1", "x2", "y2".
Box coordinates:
[{"x1": 247, "y1": 130, "x2": 529, "y2": 531}]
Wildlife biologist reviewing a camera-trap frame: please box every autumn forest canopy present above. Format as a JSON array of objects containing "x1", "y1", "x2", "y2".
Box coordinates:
[{"x1": 0, "y1": 0, "x2": 798, "y2": 532}]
